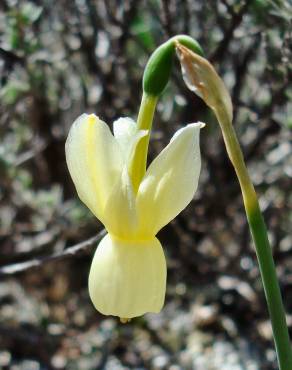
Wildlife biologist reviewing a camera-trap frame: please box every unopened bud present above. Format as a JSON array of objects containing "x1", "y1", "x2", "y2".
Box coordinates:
[
  {"x1": 143, "y1": 35, "x2": 204, "y2": 96},
  {"x1": 175, "y1": 42, "x2": 233, "y2": 123}
]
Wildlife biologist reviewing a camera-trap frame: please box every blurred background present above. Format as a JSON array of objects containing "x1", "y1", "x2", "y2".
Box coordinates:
[{"x1": 0, "y1": 0, "x2": 291, "y2": 369}]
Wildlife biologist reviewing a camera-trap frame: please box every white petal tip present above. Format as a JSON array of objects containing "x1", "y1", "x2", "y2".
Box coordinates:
[{"x1": 188, "y1": 121, "x2": 206, "y2": 129}]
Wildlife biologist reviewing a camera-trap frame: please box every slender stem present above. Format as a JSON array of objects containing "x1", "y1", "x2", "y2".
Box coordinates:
[
  {"x1": 129, "y1": 93, "x2": 158, "y2": 193},
  {"x1": 216, "y1": 107, "x2": 292, "y2": 370},
  {"x1": 175, "y1": 40, "x2": 291, "y2": 368}
]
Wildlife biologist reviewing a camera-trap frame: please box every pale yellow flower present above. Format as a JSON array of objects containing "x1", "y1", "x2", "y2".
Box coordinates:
[{"x1": 65, "y1": 113, "x2": 203, "y2": 319}]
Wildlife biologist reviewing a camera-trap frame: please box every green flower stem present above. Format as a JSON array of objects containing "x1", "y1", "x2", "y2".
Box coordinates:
[
  {"x1": 216, "y1": 107, "x2": 292, "y2": 370},
  {"x1": 131, "y1": 35, "x2": 203, "y2": 192},
  {"x1": 175, "y1": 42, "x2": 291, "y2": 368},
  {"x1": 129, "y1": 93, "x2": 158, "y2": 193}
]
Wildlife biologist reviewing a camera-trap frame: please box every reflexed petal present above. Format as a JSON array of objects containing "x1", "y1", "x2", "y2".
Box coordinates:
[
  {"x1": 65, "y1": 114, "x2": 122, "y2": 219},
  {"x1": 103, "y1": 166, "x2": 138, "y2": 238},
  {"x1": 113, "y1": 117, "x2": 136, "y2": 152},
  {"x1": 113, "y1": 117, "x2": 148, "y2": 163},
  {"x1": 136, "y1": 122, "x2": 204, "y2": 236},
  {"x1": 88, "y1": 234, "x2": 166, "y2": 318}
]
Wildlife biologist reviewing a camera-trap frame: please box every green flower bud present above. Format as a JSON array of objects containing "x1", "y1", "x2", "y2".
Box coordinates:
[{"x1": 143, "y1": 35, "x2": 204, "y2": 96}]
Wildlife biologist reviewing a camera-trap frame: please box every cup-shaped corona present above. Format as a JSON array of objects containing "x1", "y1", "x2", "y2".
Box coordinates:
[
  {"x1": 89, "y1": 234, "x2": 166, "y2": 318},
  {"x1": 65, "y1": 113, "x2": 204, "y2": 319}
]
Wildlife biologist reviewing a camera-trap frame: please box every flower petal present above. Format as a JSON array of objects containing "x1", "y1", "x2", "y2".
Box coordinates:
[
  {"x1": 88, "y1": 234, "x2": 166, "y2": 318},
  {"x1": 113, "y1": 117, "x2": 136, "y2": 154},
  {"x1": 136, "y1": 122, "x2": 204, "y2": 236},
  {"x1": 113, "y1": 117, "x2": 148, "y2": 163},
  {"x1": 103, "y1": 166, "x2": 138, "y2": 238},
  {"x1": 65, "y1": 114, "x2": 122, "y2": 219}
]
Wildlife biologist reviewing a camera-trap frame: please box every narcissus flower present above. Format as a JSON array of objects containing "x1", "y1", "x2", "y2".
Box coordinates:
[{"x1": 65, "y1": 113, "x2": 203, "y2": 319}]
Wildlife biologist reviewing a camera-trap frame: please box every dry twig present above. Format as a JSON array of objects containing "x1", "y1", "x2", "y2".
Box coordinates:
[{"x1": 0, "y1": 229, "x2": 106, "y2": 277}]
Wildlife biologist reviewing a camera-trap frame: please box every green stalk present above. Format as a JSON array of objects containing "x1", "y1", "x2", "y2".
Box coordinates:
[
  {"x1": 175, "y1": 42, "x2": 292, "y2": 369},
  {"x1": 131, "y1": 35, "x2": 203, "y2": 193},
  {"x1": 216, "y1": 107, "x2": 292, "y2": 370},
  {"x1": 129, "y1": 93, "x2": 158, "y2": 193}
]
